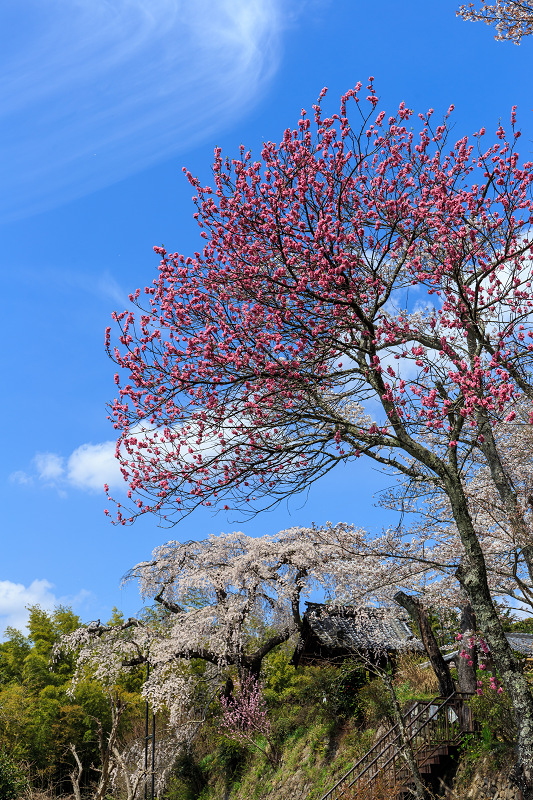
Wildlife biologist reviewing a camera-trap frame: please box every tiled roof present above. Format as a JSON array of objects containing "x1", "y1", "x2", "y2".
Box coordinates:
[
  {"x1": 425, "y1": 633, "x2": 533, "y2": 663},
  {"x1": 303, "y1": 602, "x2": 424, "y2": 653},
  {"x1": 504, "y1": 632, "x2": 533, "y2": 656}
]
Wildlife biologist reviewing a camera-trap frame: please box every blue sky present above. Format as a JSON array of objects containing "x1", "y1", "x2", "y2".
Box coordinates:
[{"x1": 1, "y1": 0, "x2": 532, "y2": 634}]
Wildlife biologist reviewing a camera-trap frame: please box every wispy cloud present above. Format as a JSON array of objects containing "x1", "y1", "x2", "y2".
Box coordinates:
[
  {"x1": 12, "y1": 265, "x2": 128, "y2": 309},
  {"x1": 10, "y1": 441, "x2": 123, "y2": 495},
  {"x1": 1, "y1": 0, "x2": 286, "y2": 222},
  {"x1": 35, "y1": 452, "x2": 65, "y2": 482},
  {"x1": 9, "y1": 470, "x2": 33, "y2": 487}
]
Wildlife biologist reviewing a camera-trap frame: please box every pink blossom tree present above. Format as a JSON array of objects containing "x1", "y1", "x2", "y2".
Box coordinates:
[
  {"x1": 106, "y1": 83, "x2": 533, "y2": 793},
  {"x1": 220, "y1": 675, "x2": 278, "y2": 766}
]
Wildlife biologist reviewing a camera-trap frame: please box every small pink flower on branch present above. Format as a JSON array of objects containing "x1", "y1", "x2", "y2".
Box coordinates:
[{"x1": 220, "y1": 675, "x2": 277, "y2": 765}]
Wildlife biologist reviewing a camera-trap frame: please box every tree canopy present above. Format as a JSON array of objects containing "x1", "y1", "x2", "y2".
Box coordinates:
[
  {"x1": 107, "y1": 84, "x2": 533, "y2": 527},
  {"x1": 0, "y1": 605, "x2": 144, "y2": 797}
]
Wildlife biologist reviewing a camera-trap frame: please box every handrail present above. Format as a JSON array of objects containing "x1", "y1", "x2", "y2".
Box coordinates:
[
  {"x1": 316, "y1": 692, "x2": 474, "y2": 800},
  {"x1": 344, "y1": 694, "x2": 455, "y2": 794},
  {"x1": 317, "y1": 695, "x2": 444, "y2": 800}
]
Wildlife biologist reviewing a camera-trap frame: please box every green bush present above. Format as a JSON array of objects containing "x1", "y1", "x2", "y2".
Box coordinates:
[
  {"x1": 0, "y1": 751, "x2": 28, "y2": 800},
  {"x1": 356, "y1": 679, "x2": 394, "y2": 727},
  {"x1": 328, "y1": 663, "x2": 367, "y2": 718},
  {"x1": 468, "y1": 681, "x2": 515, "y2": 744},
  {"x1": 163, "y1": 751, "x2": 206, "y2": 800},
  {"x1": 262, "y1": 647, "x2": 300, "y2": 702},
  {"x1": 213, "y1": 737, "x2": 248, "y2": 780}
]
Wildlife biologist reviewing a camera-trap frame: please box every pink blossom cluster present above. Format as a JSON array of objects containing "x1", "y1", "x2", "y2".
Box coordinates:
[
  {"x1": 456, "y1": 631, "x2": 502, "y2": 694},
  {"x1": 220, "y1": 675, "x2": 271, "y2": 745},
  {"x1": 477, "y1": 677, "x2": 503, "y2": 695}
]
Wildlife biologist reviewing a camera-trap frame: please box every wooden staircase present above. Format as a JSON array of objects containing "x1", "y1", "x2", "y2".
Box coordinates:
[{"x1": 316, "y1": 692, "x2": 474, "y2": 800}]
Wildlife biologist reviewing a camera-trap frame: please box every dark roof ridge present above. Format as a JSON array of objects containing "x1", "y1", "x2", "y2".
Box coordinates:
[{"x1": 304, "y1": 602, "x2": 404, "y2": 619}]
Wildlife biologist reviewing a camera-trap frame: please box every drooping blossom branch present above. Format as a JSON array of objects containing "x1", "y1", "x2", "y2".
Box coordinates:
[{"x1": 57, "y1": 526, "x2": 399, "y2": 728}]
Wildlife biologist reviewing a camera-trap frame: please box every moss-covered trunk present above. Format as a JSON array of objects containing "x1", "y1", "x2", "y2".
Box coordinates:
[{"x1": 447, "y1": 478, "x2": 533, "y2": 798}]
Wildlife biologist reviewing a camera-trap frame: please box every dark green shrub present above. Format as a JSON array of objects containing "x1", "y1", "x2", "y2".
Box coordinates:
[
  {"x1": 271, "y1": 713, "x2": 298, "y2": 744},
  {"x1": 328, "y1": 663, "x2": 367, "y2": 718},
  {"x1": 213, "y1": 737, "x2": 248, "y2": 780},
  {"x1": 163, "y1": 751, "x2": 206, "y2": 800},
  {"x1": 356, "y1": 679, "x2": 394, "y2": 726},
  {"x1": 0, "y1": 751, "x2": 28, "y2": 800}
]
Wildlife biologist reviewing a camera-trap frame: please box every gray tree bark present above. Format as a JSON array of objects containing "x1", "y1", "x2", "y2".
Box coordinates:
[
  {"x1": 448, "y1": 479, "x2": 533, "y2": 800},
  {"x1": 457, "y1": 602, "x2": 478, "y2": 695}
]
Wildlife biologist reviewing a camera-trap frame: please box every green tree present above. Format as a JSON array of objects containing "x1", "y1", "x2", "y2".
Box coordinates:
[
  {"x1": 0, "y1": 629, "x2": 30, "y2": 687},
  {"x1": 0, "y1": 604, "x2": 145, "y2": 796}
]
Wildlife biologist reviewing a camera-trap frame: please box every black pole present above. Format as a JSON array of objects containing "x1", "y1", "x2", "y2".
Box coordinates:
[
  {"x1": 144, "y1": 661, "x2": 149, "y2": 800},
  {"x1": 151, "y1": 710, "x2": 156, "y2": 800}
]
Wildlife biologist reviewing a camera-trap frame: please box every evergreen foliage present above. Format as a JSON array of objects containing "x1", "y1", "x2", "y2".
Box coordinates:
[
  {"x1": 0, "y1": 602, "x2": 523, "y2": 799},
  {"x1": 0, "y1": 750, "x2": 27, "y2": 800},
  {"x1": 0, "y1": 605, "x2": 144, "y2": 796}
]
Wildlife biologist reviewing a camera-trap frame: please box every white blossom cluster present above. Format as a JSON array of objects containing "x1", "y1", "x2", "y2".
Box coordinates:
[
  {"x1": 110, "y1": 729, "x2": 185, "y2": 799},
  {"x1": 56, "y1": 485, "x2": 533, "y2": 757},
  {"x1": 457, "y1": 0, "x2": 533, "y2": 43}
]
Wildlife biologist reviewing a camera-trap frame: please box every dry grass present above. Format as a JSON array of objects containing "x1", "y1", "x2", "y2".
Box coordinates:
[
  {"x1": 342, "y1": 772, "x2": 391, "y2": 800},
  {"x1": 394, "y1": 655, "x2": 439, "y2": 697}
]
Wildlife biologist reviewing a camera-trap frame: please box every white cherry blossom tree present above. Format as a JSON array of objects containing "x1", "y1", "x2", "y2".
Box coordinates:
[{"x1": 58, "y1": 527, "x2": 383, "y2": 728}]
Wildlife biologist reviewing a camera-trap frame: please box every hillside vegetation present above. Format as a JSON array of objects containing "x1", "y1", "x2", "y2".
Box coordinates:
[{"x1": 0, "y1": 607, "x2": 519, "y2": 800}]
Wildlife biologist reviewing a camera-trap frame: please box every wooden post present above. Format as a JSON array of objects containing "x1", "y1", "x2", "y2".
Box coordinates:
[{"x1": 394, "y1": 591, "x2": 456, "y2": 698}]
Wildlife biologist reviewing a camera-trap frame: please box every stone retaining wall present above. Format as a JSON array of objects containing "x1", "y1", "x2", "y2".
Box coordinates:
[{"x1": 444, "y1": 755, "x2": 520, "y2": 800}]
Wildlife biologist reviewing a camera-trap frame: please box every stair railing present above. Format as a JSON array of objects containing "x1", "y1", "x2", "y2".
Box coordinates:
[{"x1": 316, "y1": 692, "x2": 474, "y2": 800}]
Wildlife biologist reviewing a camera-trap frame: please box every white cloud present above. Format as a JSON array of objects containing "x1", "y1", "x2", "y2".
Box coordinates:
[
  {"x1": 0, "y1": 579, "x2": 58, "y2": 634},
  {"x1": 9, "y1": 470, "x2": 33, "y2": 486},
  {"x1": 34, "y1": 452, "x2": 65, "y2": 482},
  {"x1": 0, "y1": 580, "x2": 96, "y2": 638},
  {"x1": 1, "y1": 0, "x2": 288, "y2": 222},
  {"x1": 67, "y1": 441, "x2": 123, "y2": 491},
  {"x1": 10, "y1": 440, "x2": 123, "y2": 495}
]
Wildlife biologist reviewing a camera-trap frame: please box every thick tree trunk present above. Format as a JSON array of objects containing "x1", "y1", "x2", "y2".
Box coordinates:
[
  {"x1": 457, "y1": 602, "x2": 478, "y2": 695},
  {"x1": 477, "y1": 415, "x2": 533, "y2": 606},
  {"x1": 394, "y1": 590, "x2": 455, "y2": 698},
  {"x1": 221, "y1": 676, "x2": 234, "y2": 700},
  {"x1": 448, "y1": 480, "x2": 533, "y2": 799}
]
